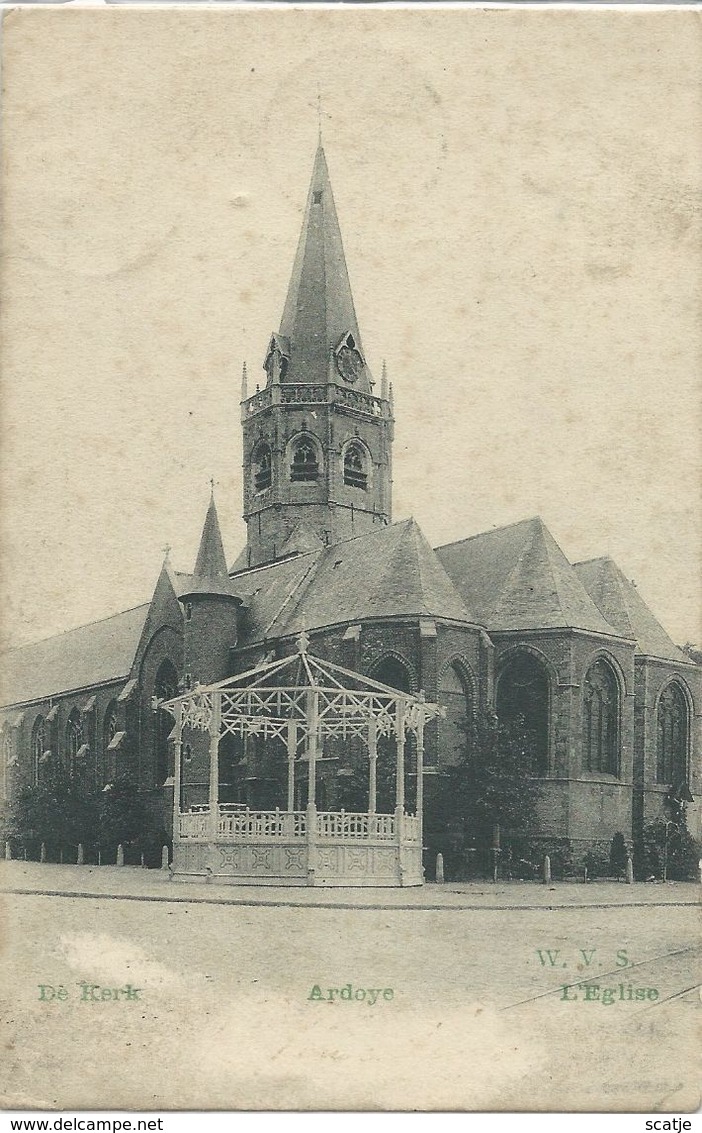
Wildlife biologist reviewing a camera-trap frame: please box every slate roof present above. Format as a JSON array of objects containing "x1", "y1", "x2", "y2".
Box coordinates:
[
  {"x1": 180, "y1": 495, "x2": 243, "y2": 601},
  {"x1": 275, "y1": 143, "x2": 373, "y2": 393},
  {"x1": 233, "y1": 552, "x2": 323, "y2": 647},
  {"x1": 231, "y1": 518, "x2": 472, "y2": 647},
  {"x1": 435, "y1": 517, "x2": 621, "y2": 636},
  {"x1": 574, "y1": 557, "x2": 688, "y2": 663},
  {"x1": 0, "y1": 604, "x2": 150, "y2": 708}
]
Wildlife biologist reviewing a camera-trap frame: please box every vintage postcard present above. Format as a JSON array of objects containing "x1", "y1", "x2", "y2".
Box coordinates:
[{"x1": 1, "y1": 5, "x2": 700, "y2": 1115}]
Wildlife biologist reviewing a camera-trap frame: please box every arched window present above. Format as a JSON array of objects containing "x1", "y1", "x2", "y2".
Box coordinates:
[
  {"x1": 103, "y1": 702, "x2": 118, "y2": 784},
  {"x1": 582, "y1": 658, "x2": 619, "y2": 775},
  {"x1": 496, "y1": 652, "x2": 549, "y2": 773},
  {"x1": 290, "y1": 438, "x2": 319, "y2": 482},
  {"x1": 66, "y1": 709, "x2": 83, "y2": 776},
  {"x1": 437, "y1": 663, "x2": 473, "y2": 768},
  {"x1": 343, "y1": 443, "x2": 368, "y2": 490},
  {"x1": 657, "y1": 682, "x2": 688, "y2": 786},
  {"x1": 253, "y1": 444, "x2": 272, "y2": 492},
  {"x1": 154, "y1": 660, "x2": 178, "y2": 786},
  {"x1": 1, "y1": 732, "x2": 11, "y2": 800},
  {"x1": 371, "y1": 655, "x2": 411, "y2": 694},
  {"x1": 32, "y1": 716, "x2": 46, "y2": 785}
]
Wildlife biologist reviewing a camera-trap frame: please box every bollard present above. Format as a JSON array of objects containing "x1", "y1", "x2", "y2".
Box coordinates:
[
  {"x1": 583, "y1": 865, "x2": 588, "y2": 883},
  {"x1": 435, "y1": 852, "x2": 445, "y2": 884},
  {"x1": 40, "y1": 842, "x2": 47, "y2": 863},
  {"x1": 140, "y1": 852, "x2": 146, "y2": 870},
  {"x1": 97, "y1": 849, "x2": 102, "y2": 866},
  {"x1": 116, "y1": 843, "x2": 124, "y2": 867},
  {"x1": 77, "y1": 843, "x2": 84, "y2": 866},
  {"x1": 23, "y1": 847, "x2": 27, "y2": 861},
  {"x1": 543, "y1": 854, "x2": 551, "y2": 884},
  {"x1": 698, "y1": 859, "x2": 702, "y2": 885},
  {"x1": 626, "y1": 854, "x2": 634, "y2": 885},
  {"x1": 161, "y1": 845, "x2": 169, "y2": 871},
  {"x1": 4, "y1": 841, "x2": 11, "y2": 861}
]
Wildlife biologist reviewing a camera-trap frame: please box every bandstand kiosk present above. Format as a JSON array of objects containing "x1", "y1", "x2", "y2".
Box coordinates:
[{"x1": 161, "y1": 633, "x2": 443, "y2": 887}]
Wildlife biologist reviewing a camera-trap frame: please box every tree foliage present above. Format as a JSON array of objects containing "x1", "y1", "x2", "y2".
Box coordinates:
[
  {"x1": 11, "y1": 762, "x2": 152, "y2": 858},
  {"x1": 637, "y1": 819, "x2": 701, "y2": 881},
  {"x1": 12, "y1": 760, "x2": 98, "y2": 854},
  {"x1": 98, "y1": 774, "x2": 152, "y2": 851},
  {"x1": 336, "y1": 737, "x2": 416, "y2": 814},
  {"x1": 438, "y1": 708, "x2": 542, "y2": 843}
]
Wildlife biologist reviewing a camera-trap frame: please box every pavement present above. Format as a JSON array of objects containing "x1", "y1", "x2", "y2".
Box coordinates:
[
  {"x1": 1, "y1": 858, "x2": 699, "y2": 908},
  {"x1": 2, "y1": 861, "x2": 700, "y2": 1110}
]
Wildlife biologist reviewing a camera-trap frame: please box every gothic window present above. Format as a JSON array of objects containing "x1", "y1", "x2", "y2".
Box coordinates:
[
  {"x1": 32, "y1": 717, "x2": 46, "y2": 785},
  {"x1": 657, "y1": 682, "x2": 688, "y2": 786},
  {"x1": 290, "y1": 438, "x2": 319, "y2": 482},
  {"x1": 343, "y1": 443, "x2": 368, "y2": 490},
  {"x1": 253, "y1": 444, "x2": 272, "y2": 492},
  {"x1": 154, "y1": 660, "x2": 178, "y2": 786},
  {"x1": 496, "y1": 652, "x2": 549, "y2": 774},
  {"x1": 103, "y1": 702, "x2": 118, "y2": 784},
  {"x1": 66, "y1": 709, "x2": 83, "y2": 776},
  {"x1": 1, "y1": 732, "x2": 11, "y2": 800},
  {"x1": 437, "y1": 663, "x2": 473, "y2": 768},
  {"x1": 582, "y1": 658, "x2": 619, "y2": 775},
  {"x1": 371, "y1": 656, "x2": 411, "y2": 694}
]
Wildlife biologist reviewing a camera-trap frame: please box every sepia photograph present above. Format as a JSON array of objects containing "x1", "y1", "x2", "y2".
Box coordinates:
[{"x1": 0, "y1": 5, "x2": 700, "y2": 1115}]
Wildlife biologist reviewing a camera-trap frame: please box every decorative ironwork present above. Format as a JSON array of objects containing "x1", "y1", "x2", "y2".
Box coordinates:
[{"x1": 165, "y1": 637, "x2": 440, "y2": 887}]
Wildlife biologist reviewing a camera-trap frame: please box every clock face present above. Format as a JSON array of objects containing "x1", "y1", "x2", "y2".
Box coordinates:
[{"x1": 336, "y1": 345, "x2": 363, "y2": 384}]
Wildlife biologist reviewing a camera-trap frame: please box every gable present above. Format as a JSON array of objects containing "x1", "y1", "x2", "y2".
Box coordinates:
[
  {"x1": 574, "y1": 557, "x2": 687, "y2": 663},
  {"x1": 230, "y1": 519, "x2": 472, "y2": 646},
  {"x1": 436, "y1": 517, "x2": 620, "y2": 636}
]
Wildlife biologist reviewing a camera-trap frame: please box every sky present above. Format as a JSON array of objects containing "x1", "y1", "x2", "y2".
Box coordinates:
[{"x1": 2, "y1": 7, "x2": 700, "y2": 651}]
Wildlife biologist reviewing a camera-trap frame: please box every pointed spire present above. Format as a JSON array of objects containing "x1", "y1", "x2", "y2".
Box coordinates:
[
  {"x1": 241, "y1": 361, "x2": 248, "y2": 401},
  {"x1": 381, "y1": 360, "x2": 388, "y2": 401},
  {"x1": 276, "y1": 145, "x2": 373, "y2": 392},
  {"x1": 181, "y1": 493, "x2": 242, "y2": 602}
]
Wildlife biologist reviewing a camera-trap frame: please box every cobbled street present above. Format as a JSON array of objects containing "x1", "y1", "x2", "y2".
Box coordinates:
[{"x1": 1, "y1": 864, "x2": 699, "y2": 1112}]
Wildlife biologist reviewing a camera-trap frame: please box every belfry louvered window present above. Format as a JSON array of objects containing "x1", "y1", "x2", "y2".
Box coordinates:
[
  {"x1": 582, "y1": 658, "x2": 619, "y2": 775},
  {"x1": 290, "y1": 439, "x2": 319, "y2": 482},
  {"x1": 343, "y1": 444, "x2": 367, "y2": 490},
  {"x1": 254, "y1": 445, "x2": 272, "y2": 492}
]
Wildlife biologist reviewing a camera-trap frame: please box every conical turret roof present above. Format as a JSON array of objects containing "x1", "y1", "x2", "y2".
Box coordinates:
[{"x1": 181, "y1": 494, "x2": 243, "y2": 601}]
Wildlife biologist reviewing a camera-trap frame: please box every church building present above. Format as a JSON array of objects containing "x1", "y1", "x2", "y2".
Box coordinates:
[{"x1": 1, "y1": 143, "x2": 699, "y2": 872}]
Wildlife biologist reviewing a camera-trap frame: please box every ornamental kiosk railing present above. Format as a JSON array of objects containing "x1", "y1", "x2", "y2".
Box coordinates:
[{"x1": 160, "y1": 633, "x2": 442, "y2": 888}]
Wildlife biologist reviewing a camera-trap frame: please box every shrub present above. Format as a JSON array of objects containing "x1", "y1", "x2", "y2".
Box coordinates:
[{"x1": 637, "y1": 820, "x2": 701, "y2": 881}]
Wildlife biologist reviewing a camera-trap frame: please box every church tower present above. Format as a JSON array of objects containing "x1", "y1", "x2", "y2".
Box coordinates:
[{"x1": 240, "y1": 144, "x2": 394, "y2": 568}]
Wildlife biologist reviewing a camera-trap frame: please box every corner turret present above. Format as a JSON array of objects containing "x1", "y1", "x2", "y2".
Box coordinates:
[{"x1": 180, "y1": 493, "x2": 243, "y2": 686}]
